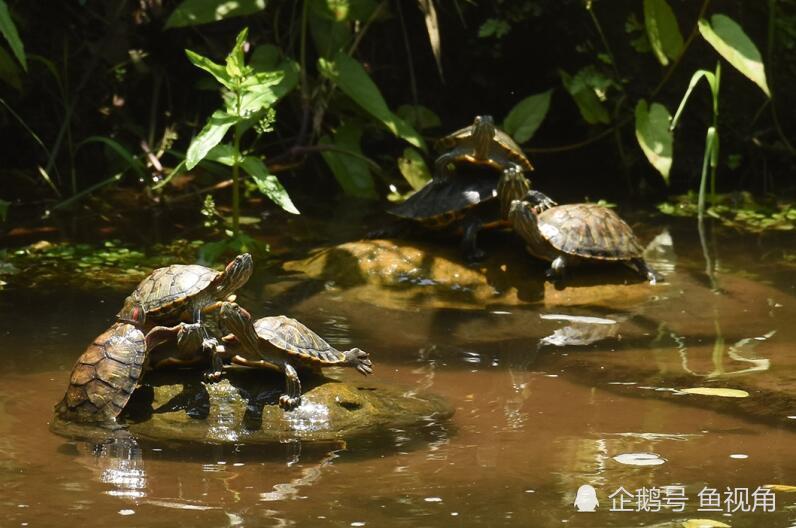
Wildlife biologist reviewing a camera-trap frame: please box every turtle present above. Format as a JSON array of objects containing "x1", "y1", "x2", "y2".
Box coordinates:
[
  {"x1": 434, "y1": 115, "x2": 534, "y2": 177},
  {"x1": 217, "y1": 302, "x2": 373, "y2": 410},
  {"x1": 116, "y1": 253, "x2": 254, "y2": 360},
  {"x1": 508, "y1": 191, "x2": 660, "y2": 284},
  {"x1": 54, "y1": 322, "x2": 176, "y2": 424},
  {"x1": 388, "y1": 164, "x2": 537, "y2": 260}
]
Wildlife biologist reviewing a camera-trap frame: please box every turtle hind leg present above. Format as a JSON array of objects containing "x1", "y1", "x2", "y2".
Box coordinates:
[
  {"x1": 344, "y1": 348, "x2": 373, "y2": 375},
  {"x1": 460, "y1": 217, "x2": 485, "y2": 262},
  {"x1": 630, "y1": 258, "x2": 662, "y2": 285},
  {"x1": 202, "y1": 339, "x2": 227, "y2": 383},
  {"x1": 279, "y1": 363, "x2": 302, "y2": 411}
]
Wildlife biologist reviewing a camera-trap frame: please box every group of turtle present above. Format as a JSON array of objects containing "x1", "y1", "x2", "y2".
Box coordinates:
[
  {"x1": 55, "y1": 254, "x2": 373, "y2": 424},
  {"x1": 389, "y1": 115, "x2": 660, "y2": 284}
]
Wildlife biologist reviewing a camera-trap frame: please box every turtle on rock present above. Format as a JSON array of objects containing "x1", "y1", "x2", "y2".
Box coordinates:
[
  {"x1": 434, "y1": 115, "x2": 534, "y2": 177},
  {"x1": 508, "y1": 191, "x2": 661, "y2": 284},
  {"x1": 218, "y1": 302, "x2": 373, "y2": 411}
]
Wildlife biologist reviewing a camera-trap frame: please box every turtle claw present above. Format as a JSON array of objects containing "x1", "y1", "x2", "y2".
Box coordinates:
[
  {"x1": 279, "y1": 394, "x2": 301, "y2": 411},
  {"x1": 203, "y1": 369, "x2": 225, "y2": 383}
]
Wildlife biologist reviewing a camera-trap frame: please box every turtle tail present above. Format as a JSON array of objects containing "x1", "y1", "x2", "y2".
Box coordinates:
[{"x1": 345, "y1": 348, "x2": 373, "y2": 376}]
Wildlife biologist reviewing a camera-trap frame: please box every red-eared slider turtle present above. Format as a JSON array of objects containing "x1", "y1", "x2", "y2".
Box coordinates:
[
  {"x1": 435, "y1": 115, "x2": 534, "y2": 176},
  {"x1": 218, "y1": 303, "x2": 373, "y2": 410},
  {"x1": 55, "y1": 322, "x2": 175, "y2": 424},
  {"x1": 508, "y1": 192, "x2": 660, "y2": 284},
  {"x1": 388, "y1": 165, "x2": 536, "y2": 260}
]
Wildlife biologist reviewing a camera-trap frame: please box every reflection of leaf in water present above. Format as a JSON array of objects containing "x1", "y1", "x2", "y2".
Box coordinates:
[
  {"x1": 679, "y1": 387, "x2": 749, "y2": 398},
  {"x1": 763, "y1": 484, "x2": 796, "y2": 492},
  {"x1": 612, "y1": 452, "x2": 666, "y2": 466},
  {"x1": 682, "y1": 519, "x2": 730, "y2": 528}
]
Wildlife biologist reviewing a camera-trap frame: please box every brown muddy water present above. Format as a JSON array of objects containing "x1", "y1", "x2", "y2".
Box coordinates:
[{"x1": 0, "y1": 213, "x2": 795, "y2": 528}]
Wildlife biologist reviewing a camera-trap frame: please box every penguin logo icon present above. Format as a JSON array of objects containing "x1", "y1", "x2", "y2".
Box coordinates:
[{"x1": 574, "y1": 485, "x2": 599, "y2": 512}]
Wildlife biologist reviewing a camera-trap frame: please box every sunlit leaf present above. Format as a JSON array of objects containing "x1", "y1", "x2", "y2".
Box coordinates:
[
  {"x1": 225, "y1": 27, "x2": 248, "y2": 78},
  {"x1": 186, "y1": 111, "x2": 237, "y2": 169},
  {"x1": 503, "y1": 90, "x2": 552, "y2": 144},
  {"x1": 166, "y1": 0, "x2": 266, "y2": 28},
  {"x1": 240, "y1": 156, "x2": 299, "y2": 214},
  {"x1": 635, "y1": 99, "x2": 673, "y2": 183},
  {"x1": 397, "y1": 147, "x2": 431, "y2": 191},
  {"x1": 238, "y1": 71, "x2": 285, "y2": 115},
  {"x1": 698, "y1": 14, "x2": 770, "y2": 96},
  {"x1": 671, "y1": 69, "x2": 717, "y2": 130},
  {"x1": 185, "y1": 49, "x2": 232, "y2": 89},
  {"x1": 679, "y1": 387, "x2": 750, "y2": 398},
  {"x1": 309, "y1": 0, "x2": 378, "y2": 21},
  {"x1": 418, "y1": 0, "x2": 443, "y2": 80},
  {"x1": 318, "y1": 52, "x2": 426, "y2": 150},
  {"x1": 644, "y1": 0, "x2": 683, "y2": 66},
  {"x1": 612, "y1": 452, "x2": 667, "y2": 466},
  {"x1": 560, "y1": 70, "x2": 610, "y2": 125},
  {"x1": 681, "y1": 520, "x2": 731, "y2": 528},
  {"x1": 0, "y1": 0, "x2": 25, "y2": 70},
  {"x1": 0, "y1": 45, "x2": 21, "y2": 90},
  {"x1": 396, "y1": 104, "x2": 441, "y2": 130},
  {"x1": 204, "y1": 143, "x2": 237, "y2": 165},
  {"x1": 319, "y1": 123, "x2": 377, "y2": 199}
]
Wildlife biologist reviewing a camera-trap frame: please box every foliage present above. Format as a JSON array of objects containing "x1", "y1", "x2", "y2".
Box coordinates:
[{"x1": 658, "y1": 192, "x2": 796, "y2": 232}]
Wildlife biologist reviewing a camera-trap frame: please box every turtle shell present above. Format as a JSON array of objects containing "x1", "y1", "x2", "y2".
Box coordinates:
[
  {"x1": 124, "y1": 264, "x2": 220, "y2": 322},
  {"x1": 537, "y1": 204, "x2": 644, "y2": 260},
  {"x1": 253, "y1": 316, "x2": 348, "y2": 366},
  {"x1": 55, "y1": 322, "x2": 146, "y2": 423},
  {"x1": 436, "y1": 122, "x2": 534, "y2": 173},
  {"x1": 388, "y1": 175, "x2": 498, "y2": 227}
]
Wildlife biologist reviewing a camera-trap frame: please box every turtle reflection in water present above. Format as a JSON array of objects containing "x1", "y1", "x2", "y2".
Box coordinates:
[
  {"x1": 217, "y1": 303, "x2": 373, "y2": 410},
  {"x1": 509, "y1": 191, "x2": 661, "y2": 284}
]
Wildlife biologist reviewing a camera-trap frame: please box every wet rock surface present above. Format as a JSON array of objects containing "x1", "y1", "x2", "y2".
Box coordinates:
[{"x1": 50, "y1": 369, "x2": 453, "y2": 445}]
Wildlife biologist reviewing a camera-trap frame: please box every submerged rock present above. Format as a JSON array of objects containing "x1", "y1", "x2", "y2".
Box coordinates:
[{"x1": 50, "y1": 369, "x2": 453, "y2": 445}]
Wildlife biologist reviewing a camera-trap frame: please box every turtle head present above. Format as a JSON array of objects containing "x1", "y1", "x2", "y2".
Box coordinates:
[
  {"x1": 508, "y1": 199, "x2": 539, "y2": 238},
  {"x1": 219, "y1": 302, "x2": 260, "y2": 354},
  {"x1": 218, "y1": 253, "x2": 253, "y2": 297},
  {"x1": 472, "y1": 115, "x2": 496, "y2": 160},
  {"x1": 117, "y1": 296, "x2": 146, "y2": 327},
  {"x1": 497, "y1": 165, "x2": 531, "y2": 219}
]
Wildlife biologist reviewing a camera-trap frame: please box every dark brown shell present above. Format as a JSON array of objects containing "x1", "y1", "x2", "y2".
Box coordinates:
[
  {"x1": 436, "y1": 125, "x2": 533, "y2": 172},
  {"x1": 389, "y1": 175, "x2": 497, "y2": 227},
  {"x1": 125, "y1": 264, "x2": 220, "y2": 320},
  {"x1": 537, "y1": 204, "x2": 644, "y2": 260},
  {"x1": 253, "y1": 316, "x2": 348, "y2": 366},
  {"x1": 55, "y1": 323, "x2": 146, "y2": 423}
]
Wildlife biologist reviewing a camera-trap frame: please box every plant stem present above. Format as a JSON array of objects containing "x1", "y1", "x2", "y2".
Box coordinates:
[{"x1": 232, "y1": 124, "x2": 241, "y2": 237}]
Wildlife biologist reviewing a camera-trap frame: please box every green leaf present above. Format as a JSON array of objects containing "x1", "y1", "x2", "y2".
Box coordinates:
[
  {"x1": 76, "y1": 136, "x2": 147, "y2": 180},
  {"x1": 238, "y1": 71, "x2": 285, "y2": 115},
  {"x1": 0, "y1": 0, "x2": 25, "y2": 70},
  {"x1": 396, "y1": 104, "x2": 441, "y2": 130},
  {"x1": 478, "y1": 18, "x2": 511, "y2": 39},
  {"x1": 225, "y1": 27, "x2": 248, "y2": 78},
  {"x1": 240, "y1": 156, "x2": 299, "y2": 214},
  {"x1": 397, "y1": 147, "x2": 431, "y2": 191},
  {"x1": 249, "y1": 45, "x2": 300, "y2": 102},
  {"x1": 0, "y1": 45, "x2": 21, "y2": 90},
  {"x1": 643, "y1": 0, "x2": 683, "y2": 66},
  {"x1": 635, "y1": 99, "x2": 673, "y2": 183},
  {"x1": 309, "y1": 10, "x2": 352, "y2": 58},
  {"x1": 671, "y1": 69, "x2": 717, "y2": 130},
  {"x1": 166, "y1": 0, "x2": 266, "y2": 28},
  {"x1": 698, "y1": 14, "x2": 770, "y2": 96},
  {"x1": 185, "y1": 49, "x2": 232, "y2": 89},
  {"x1": 204, "y1": 143, "x2": 237, "y2": 165},
  {"x1": 560, "y1": 70, "x2": 610, "y2": 125},
  {"x1": 186, "y1": 111, "x2": 238, "y2": 169},
  {"x1": 319, "y1": 52, "x2": 426, "y2": 151},
  {"x1": 503, "y1": 90, "x2": 552, "y2": 144},
  {"x1": 320, "y1": 123, "x2": 377, "y2": 199}
]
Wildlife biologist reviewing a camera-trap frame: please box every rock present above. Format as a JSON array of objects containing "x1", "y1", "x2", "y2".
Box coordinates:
[{"x1": 50, "y1": 369, "x2": 453, "y2": 445}]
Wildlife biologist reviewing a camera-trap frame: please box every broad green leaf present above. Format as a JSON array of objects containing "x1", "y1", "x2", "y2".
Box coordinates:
[
  {"x1": 240, "y1": 156, "x2": 299, "y2": 214},
  {"x1": 680, "y1": 387, "x2": 749, "y2": 398},
  {"x1": 699, "y1": 15, "x2": 770, "y2": 96},
  {"x1": 671, "y1": 69, "x2": 717, "y2": 130},
  {"x1": 320, "y1": 123, "x2": 377, "y2": 199},
  {"x1": 560, "y1": 70, "x2": 610, "y2": 125},
  {"x1": 185, "y1": 49, "x2": 232, "y2": 89},
  {"x1": 396, "y1": 104, "x2": 441, "y2": 130},
  {"x1": 635, "y1": 99, "x2": 673, "y2": 183},
  {"x1": 166, "y1": 0, "x2": 266, "y2": 28},
  {"x1": 0, "y1": 0, "x2": 25, "y2": 70},
  {"x1": 249, "y1": 45, "x2": 300, "y2": 102},
  {"x1": 238, "y1": 71, "x2": 285, "y2": 115},
  {"x1": 503, "y1": 90, "x2": 552, "y2": 144},
  {"x1": 0, "y1": 45, "x2": 21, "y2": 90},
  {"x1": 397, "y1": 147, "x2": 431, "y2": 191},
  {"x1": 309, "y1": 10, "x2": 352, "y2": 58},
  {"x1": 186, "y1": 111, "x2": 237, "y2": 169},
  {"x1": 682, "y1": 520, "x2": 731, "y2": 528},
  {"x1": 225, "y1": 27, "x2": 248, "y2": 78},
  {"x1": 205, "y1": 143, "x2": 237, "y2": 165},
  {"x1": 319, "y1": 52, "x2": 426, "y2": 150},
  {"x1": 309, "y1": 0, "x2": 378, "y2": 21},
  {"x1": 643, "y1": 0, "x2": 683, "y2": 66},
  {"x1": 0, "y1": 198, "x2": 9, "y2": 222},
  {"x1": 77, "y1": 136, "x2": 147, "y2": 180}
]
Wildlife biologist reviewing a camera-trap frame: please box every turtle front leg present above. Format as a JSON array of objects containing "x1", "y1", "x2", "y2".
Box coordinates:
[
  {"x1": 460, "y1": 217, "x2": 485, "y2": 262},
  {"x1": 524, "y1": 190, "x2": 558, "y2": 213},
  {"x1": 279, "y1": 363, "x2": 302, "y2": 410},
  {"x1": 201, "y1": 338, "x2": 227, "y2": 383},
  {"x1": 630, "y1": 258, "x2": 662, "y2": 285},
  {"x1": 546, "y1": 256, "x2": 567, "y2": 282}
]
